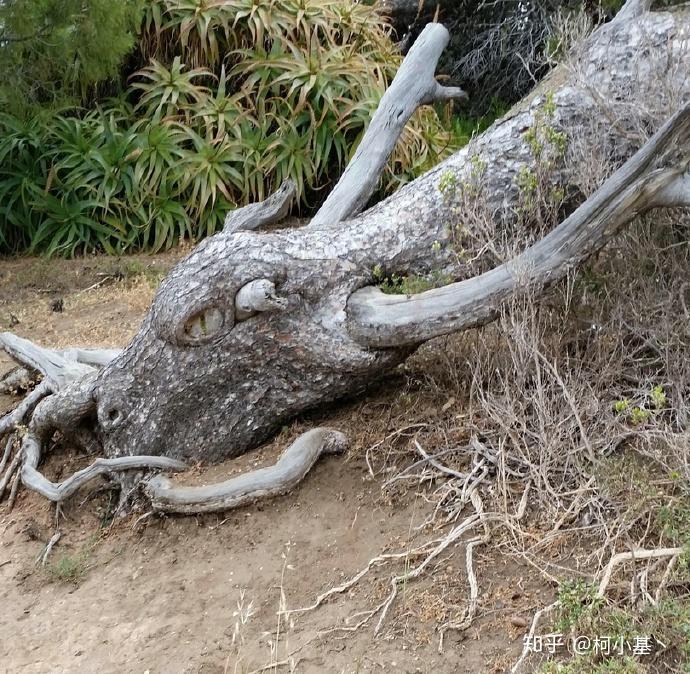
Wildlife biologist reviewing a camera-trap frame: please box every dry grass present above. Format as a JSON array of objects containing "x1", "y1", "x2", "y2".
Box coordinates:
[
  {"x1": 302, "y1": 47, "x2": 690, "y2": 670},
  {"x1": 0, "y1": 251, "x2": 186, "y2": 349},
  {"x1": 332, "y1": 215, "x2": 690, "y2": 669}
]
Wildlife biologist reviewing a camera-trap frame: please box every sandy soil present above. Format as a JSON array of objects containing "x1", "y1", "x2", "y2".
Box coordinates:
[{"x1": 0, "y1": 253, "x2": 547, "y2": 674}]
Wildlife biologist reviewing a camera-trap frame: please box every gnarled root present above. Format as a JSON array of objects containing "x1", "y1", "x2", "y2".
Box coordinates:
[
  {"x1": 0, "y1": 380, "x2": 53, "y2": 437},
  {"x1": 22, "y1": 451, "x2": 187, "y2": 503},
  {"x1": 146, "y1": 428, "x2": 348, "y2": 514},
  {"x1": 0, "y1": 378, "x2": 54, "y2": 506},
  {"x1": 0, "y1": 333, "x2": 126, "y2": 507},
  {"x1": 15, "y1": 378, "x2": 186, "y2": 503},
  {"x1": 0, "y1": 443, "x2": 22, "y2": 501},
  {"x1": 1, "y1": 335, "x2": 347, "y2": 514},
  {"x1": 0, "y1": 360, "x2": 184, "y2": 507},
  {"x1": 0, "y1": 332, "x2": 119, "y2": 390}
]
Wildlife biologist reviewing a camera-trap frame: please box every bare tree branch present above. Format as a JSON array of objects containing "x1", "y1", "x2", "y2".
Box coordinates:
[
  {"x1": 311, "y1": 23, "x2": 467, "y2": 227},
  {"x1": 347, "y1": 105, "x2": 690, "y2": 347}
]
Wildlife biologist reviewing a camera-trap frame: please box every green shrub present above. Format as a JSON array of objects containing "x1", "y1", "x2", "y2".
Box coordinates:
[
  {"x1": 0, "y1": 0, "x2": 464, "y2": 256},
  {"x1": 0, "y1": 0, "x2": 143, "y2": 114}
]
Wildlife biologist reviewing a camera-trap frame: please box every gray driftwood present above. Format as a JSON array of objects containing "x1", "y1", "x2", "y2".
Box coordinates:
[
  {"x1": 1, "y1": 1, "x2": 690, "y2": 514},
  {"x1": 147, "y1": 429, "x2": 347, "y2": 513},
  {"x1": 310, "y1": 23, "x2": 468, "y2": 226}
]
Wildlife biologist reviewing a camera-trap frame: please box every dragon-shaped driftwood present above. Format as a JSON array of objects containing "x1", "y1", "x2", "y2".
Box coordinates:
[{"x1": 1, "y1": 0, "x2": 689, "y2": 514}]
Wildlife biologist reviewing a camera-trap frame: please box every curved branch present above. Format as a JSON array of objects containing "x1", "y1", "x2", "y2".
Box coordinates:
[
  {"x1": 223, "y1": 179, "x2": 297, "y2": 233},
  {"x1": 347, "y1": 103, "x2": 690, "y2": 348},
  {"x1": 20, "y1": 450, "x2": 187, "y2": 503},
  {"x1": 0, "y1": 380, "x2": 52, "y2": 437},
  {"x1": 0, "y1": 333, "x2": 119, "y2": 395},
  {"x1": 597, "y1": 546, "x2": 684, "y2": 598},
  {"x1": 59, "y1": 348, "x2": 122, "y2": 368},
  {"x1": 0, "y1": 332, "x2": 96, "y2": 389},
  {"x1": 146, "y1": 428, "x2": 348, "y2": 514},
  {"x1": 310, "y1": 23, "x2": 467, "y2": 227},
  {"x1": 1, "y1": 373, "x2": 186, "y2": 503}
]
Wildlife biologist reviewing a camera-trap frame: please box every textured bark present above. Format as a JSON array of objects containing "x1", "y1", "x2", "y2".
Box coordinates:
[
  {"x1": 91, "y1": 6, "x2": 689, "y2": 465},
  {"x1": 1, "y1": 3, "x2": 690, "y2": 511},
  {"x1": 348, "y1": 105, "x2": 690, "y2": 346}
]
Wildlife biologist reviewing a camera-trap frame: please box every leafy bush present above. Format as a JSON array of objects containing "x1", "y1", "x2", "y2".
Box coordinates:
[{"x1": 0, "y1": 0, "x2": 461, "y2": 256}]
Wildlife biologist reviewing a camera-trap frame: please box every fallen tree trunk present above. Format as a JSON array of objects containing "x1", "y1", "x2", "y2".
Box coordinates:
[{"x1": 1, "y1": 0, "x2": 689, "y2": 513}]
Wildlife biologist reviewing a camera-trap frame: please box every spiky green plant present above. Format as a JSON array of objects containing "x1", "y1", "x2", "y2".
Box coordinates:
[
  {"x1": 0, "y1": 0, "x2": 467, "y2": 256},
  {"x1": 131, "y1": 56, "x2": 213, "y2": 120}
]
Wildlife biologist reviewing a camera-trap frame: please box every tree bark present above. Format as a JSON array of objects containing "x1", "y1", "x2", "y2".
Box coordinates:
[
  {"x1": 1, "y1": 1, "x2": 690, "y2": 511},
  {"x1": 92, "y1": 4, "x2": 689, "y2": 464},
  {"x1": 348, "y1": 105, "x2": 690, "y2": 346}
]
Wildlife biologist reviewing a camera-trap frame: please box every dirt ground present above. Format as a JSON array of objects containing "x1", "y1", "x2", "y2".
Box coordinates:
[{"x1": 0, "y1": 252, "x2": 549, "y2": 674}]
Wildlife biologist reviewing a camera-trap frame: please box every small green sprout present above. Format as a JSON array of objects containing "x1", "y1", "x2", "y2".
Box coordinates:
[
  {"x1": 438, "y1": 170, "x2": 458, "y2": 200},
  {"x1": 517, "y1": 166, "x2": 538, "y2": 195},
  {"x1": 525, "y1": 126, "x2": 543, "y2": 158},
  {"x1": 614, "y1": 398, "x2": 630, "y2": 414},
  {"x1": 550, "y1": 186, "x2": 566, "y2": 204},
  {"x1": 545, "y1": 126, "x2": 567, "y2": 156},
  {"x1": 630, "y1": 406, "x2": 650, "y2": 426},
  {"x1": 543, "y1": 91, "x2": 557, "y2": 118},
  {"x1": 469, "y1": 153, "x2": 487, "y2": 176},
  {"x1": 650, "y1": 385, "x2": 667, "y2": 410}
]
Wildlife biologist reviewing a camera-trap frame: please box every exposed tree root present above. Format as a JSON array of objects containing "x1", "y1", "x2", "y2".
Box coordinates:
[
  {"x1": 0, "y1": 367, "x2": 32, "y2": 394},
  {"x1": 0, "y1": 367, "x2": 187, "y2": 506},
  {"x1": 146, "y1": 428, "x2": 348, "y2": 514},
  {"x1": 21, "y1": 452, "x2": 187, "y2": 503},
  {"x1": 0, "y1": 434, "x2": 14, "y2": 475},
  {"x1": 0, "y1": 445, "x2": 22, "y2": 501},
  {"x1": 374, "y1": 493, "x2": 485, "y2": 635},
  {"x1": 597, "y1": 546, "x2": 685, "y2": 598},
  {"x1": 36, "y1": 531, "x2": 62, "y2": 566},
  {"x1": 287, "y1": 430, "x2": 541, "y2": 639},
  {"x1": 6, "y1": 470, "x2": 21, "y2": 511},
  {"x1": 0, "y1": 380, "x2": 52, "y2": 437},
  {"x1": 287, "y1": 474, "x2": 489, "y2": 637},
  {"x1": 654, "y1": 555, "x2": 679, "y2": 605},
  {"x1": 1, "y1": 340, "x2": 348, "y2": 513},
  {"x1": 0, "y1": 333, "x2": 96, "y2": 389},
  {"x1": 439, "y1": 491, "x2": 490, "y2": 642},
  {"x1": 286, "y1": 548, "x2": 436, "y2": 616},
  {"x1": 510, "y1": 601, "x2": 559, "y2": 674}
]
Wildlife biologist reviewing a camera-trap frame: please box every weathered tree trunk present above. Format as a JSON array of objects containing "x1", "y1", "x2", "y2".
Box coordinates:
[{"x1": 1, "y1": 0, "x2": 689, "y2": 513}]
